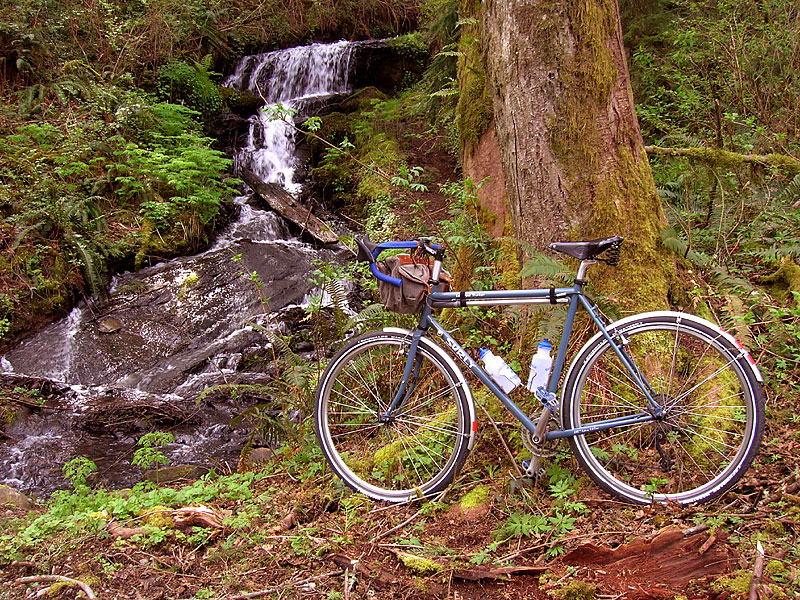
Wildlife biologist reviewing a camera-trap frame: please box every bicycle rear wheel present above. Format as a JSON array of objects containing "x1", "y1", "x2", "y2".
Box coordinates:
[
  {"x1": 563, "y1": 312, "x2": 764, "y2": 505},
  {"x1": 315, "y1": 330, "x2": 472, "y2": 502}
]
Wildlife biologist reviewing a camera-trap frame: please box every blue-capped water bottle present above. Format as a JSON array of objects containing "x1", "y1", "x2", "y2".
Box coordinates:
[
  {"x1": 479, "y1": 348, "x2": 521, "y2": 394},
  {"x1": 526, "y1": 339, "x2": 553, "y2": 393}
]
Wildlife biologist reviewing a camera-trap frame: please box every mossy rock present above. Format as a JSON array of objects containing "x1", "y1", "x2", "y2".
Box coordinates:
[
  {"x1": 711, "y1": 570, "x2": 752, "y2": 595},
  {"x1": 460, "y1": 485, "x2": 491, "y2": 510},
  {"x1": 0, "y1": 485, "x2": 35, "y2": 510},
  {"x1": 339, "y1": 86, "x2": 387, "y2": 113},
  {"x1": 761, "y1": 258, "x2": 800, "y2": 305},
  {"x1": 220, "y1": 87, "x2": 265, "y2": 115},
  {"x1": 395, "y1": 550, "x2": 444, "y2": 575},
  {"x1": 141, "y1": 506, "x2": 176, "y2": 529},
  {"x1": 555, "y1": 580, "x2": 597, "y2": 600}
]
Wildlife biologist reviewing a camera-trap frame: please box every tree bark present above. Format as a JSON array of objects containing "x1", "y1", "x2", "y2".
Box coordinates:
[{"x1": 480, "y1": 0, "x2": 671, "y2": 309}]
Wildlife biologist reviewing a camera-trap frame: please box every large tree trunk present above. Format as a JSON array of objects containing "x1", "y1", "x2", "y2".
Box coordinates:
[{"x1": 480, "y1": 0, "x2": 671, "y2": 309}]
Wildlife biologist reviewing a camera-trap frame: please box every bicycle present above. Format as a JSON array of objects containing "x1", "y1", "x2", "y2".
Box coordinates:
[{"x1": 313, "y1": 235, "x2": 765, "y2": 505}]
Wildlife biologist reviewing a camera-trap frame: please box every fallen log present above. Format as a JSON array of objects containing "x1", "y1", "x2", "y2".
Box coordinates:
[{"x1": 240, "y1": 167, "x2": 338, "y2": 244}]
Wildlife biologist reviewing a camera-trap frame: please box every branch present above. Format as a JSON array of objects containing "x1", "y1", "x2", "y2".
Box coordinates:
[
  {"x1": 644, "y1": 145, "x2": 800, "y2": 176},
  {"x1": 15, "y1": 575, "x2": 96, "y2": 599},
  {"x1": 748, "y1": 540, "x2": 766, "y2": 600}
]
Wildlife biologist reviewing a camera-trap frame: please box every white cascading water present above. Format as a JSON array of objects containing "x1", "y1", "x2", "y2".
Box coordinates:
[{"x1": 225, "y1": 41, "x2": 355, "y2": 195}]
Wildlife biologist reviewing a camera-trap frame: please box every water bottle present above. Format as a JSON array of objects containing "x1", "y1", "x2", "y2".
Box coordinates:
[
  {"x1": 479, "y1": 349, "x2": 522, "y2": 394},
  {"x1": 526, "y1": 339, "x2": 553, "y2": 393}
]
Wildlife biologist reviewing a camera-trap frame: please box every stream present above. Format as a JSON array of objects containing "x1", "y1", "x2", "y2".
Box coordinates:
[{"x1": 0, "y1": 41, "x2": 369, "y2": 497}]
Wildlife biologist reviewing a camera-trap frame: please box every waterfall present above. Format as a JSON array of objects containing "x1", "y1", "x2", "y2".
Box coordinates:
[
  {"x1": 0, "y1": 40, "x2": 368, "y2": 496},
  {"x1": 225, "y1": 41, "x2": 355, "y2": 194}
]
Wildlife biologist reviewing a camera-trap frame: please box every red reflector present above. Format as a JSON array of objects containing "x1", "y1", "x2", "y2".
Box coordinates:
[{"x1": 472, "y1": 421, "x2": 478, "y2": 432}]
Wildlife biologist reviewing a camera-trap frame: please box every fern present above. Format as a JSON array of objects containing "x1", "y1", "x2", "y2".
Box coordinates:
[
  {"x1": 777, "y1": 172, "x2": 800, "y2": 204},
  {"x1": 343, "y1": 303, "x2": 386, "y2": 334},
  {"x1": 68, "y1": 235, "x2": 111, "y2": 298},
  {"x1": 708, "y1": 266, "x2": 754, "y2": 292},
  {"x1": 750, "y1": 245, "x2": 800, "y2": 262},
  {"x1": 253, "y1": 326, "x2": 301, "y2": 366},
  {"x1": 232, "y1": 403, "x2": 286, "y2": 448},
  {"x1": 655, "y1": 133, "x2": 708, "y2": 148},
  {"x1": 324, "y1": 277, "x2": 351, "y2": 335},
  {"x1": 661, "y1": 227, "x2": 710, "y2": 267},
  {"x1": 519, "y1": 253, "x2": 574, "y2": 284}
]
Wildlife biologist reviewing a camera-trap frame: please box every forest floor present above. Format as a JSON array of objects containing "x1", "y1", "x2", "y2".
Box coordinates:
[{"x1": 1, "y1": 413, "x2": 796, "y2": 600}]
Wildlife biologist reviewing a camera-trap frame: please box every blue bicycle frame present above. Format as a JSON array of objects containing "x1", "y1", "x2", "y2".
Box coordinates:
[{"x1": 362, "y1": 239, "x2": 663, "y2": 445}]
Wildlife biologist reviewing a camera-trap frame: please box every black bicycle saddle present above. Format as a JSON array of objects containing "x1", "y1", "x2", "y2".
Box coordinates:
[{"x1": 549, "y1": 236, "x2": 624, "y2": 263}]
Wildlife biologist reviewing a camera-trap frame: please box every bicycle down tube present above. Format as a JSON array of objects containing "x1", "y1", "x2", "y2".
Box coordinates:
[{"x1": 418, "y1": 283, "x2": 663, "y2": 441}]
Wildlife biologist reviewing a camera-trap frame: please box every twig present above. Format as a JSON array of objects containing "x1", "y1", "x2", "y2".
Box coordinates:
[
  {"x1": 476, "y1": 399, "x2": 523, "y2": 478},
  {"x1": 15, "y1": 575, "x2": 96, "y2": 599},
  {"x1": 369, "y1": 506, "x2": 427, "y2": 544},
  {"x1": 698, "y1": 531, "x2": 718, "y2": 555},
  {"x1": 748, "y1": 540, "x2": 765, "y2": 600},
  {"x1": 369, "y1": 488, "x2": 448, "y2": 544},
  {"x1": 682, "y1": 524, "x2": 709, "y2": 537}
]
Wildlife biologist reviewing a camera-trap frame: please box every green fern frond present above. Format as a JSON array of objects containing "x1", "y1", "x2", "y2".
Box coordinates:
[
  {"x1": 656, "y1": 134, "x2": 708, "y2": 148},
  {"x1": 750, "y1": 245, "x2": 800, "y2": 261},
  {"x1": 519, "y1": 253, "x2": 574, "y2": 283},
  {"x1": 343, "y1": 303, "x2": 386, "y2": 333},
  {"x1": 777, "y1": 172, "x2": 800, "y2": 204},
  {"x1": 657, "y1": 186, "x2": 683, "y2": 202},
  {"x1": 283, "y1": 363, "x2": 315, "y2": 394},
  {"x1": 234, "y1": 403, "x2": 285, "y2": 448},
  {"x1": 708, "y1": 266, "x2": 754, "y2": 292},
  {"x1": 661, "y1": 228, "x2": 710, "y2": 267},
  {"x1": 12, "y1": 221, "x2": 47, "y2": 250},
  {"x1": 68, "y1": 235, "x2": 108, "y2": 298},
  {"x1": 325, "y1": 278, "x2": 350, "y2": 314}
]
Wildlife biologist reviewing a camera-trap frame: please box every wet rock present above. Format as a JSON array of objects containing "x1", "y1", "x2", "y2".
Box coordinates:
[
  {"x1": 238, "y1": 447, "x2": 275, "y2": 472},
  {"x1": 0, "y1": 485, "x2": 35, "y2": 510},
  {"x1": 97, "y1": 317, "x2": 122, "y2": 333},
  {"x1": 349, "y1": 40, "x2": 427, "y2": 93}
]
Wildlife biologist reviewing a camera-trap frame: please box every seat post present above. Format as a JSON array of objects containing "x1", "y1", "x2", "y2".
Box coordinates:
[{"x1": 576, "y1": 260, "x2": 596, "y2": 283}]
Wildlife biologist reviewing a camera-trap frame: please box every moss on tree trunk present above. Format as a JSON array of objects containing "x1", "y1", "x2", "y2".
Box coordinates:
[{"x1": 479, "y1": 0, "x2": 672, "y2": 311}]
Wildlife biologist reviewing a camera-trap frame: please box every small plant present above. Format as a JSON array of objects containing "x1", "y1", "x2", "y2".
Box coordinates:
[
  {"x1": 62, "y1": 456, "x2": 97, "y2": 490},
  {"x1": 494, "y1": 512, "x2": 550, "y2": 540},
  {"x1": 132, "y1": 431, "x2": 175, "y2": 471},
  {"x1": 469, "y1": 539, "x2": 501, "y2": 565}
]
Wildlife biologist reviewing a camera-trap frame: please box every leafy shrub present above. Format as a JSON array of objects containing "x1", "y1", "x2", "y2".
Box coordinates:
[{"x1": 156, "y1": 57, "x2": 223, "y2": 118}]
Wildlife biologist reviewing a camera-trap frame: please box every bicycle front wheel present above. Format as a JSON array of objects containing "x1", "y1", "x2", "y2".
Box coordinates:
[
  {"x1": 315, "y1": 330, "x2": 472, "y2": 502},
  {"x1": 563, "y1": 312, "x2": 764, "y2": 505}
]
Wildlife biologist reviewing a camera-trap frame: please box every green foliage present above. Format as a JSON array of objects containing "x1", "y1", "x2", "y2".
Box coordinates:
[
  {"x1": 0, "y1": 469, "x2": 268, "y2": 558},
  {"x1": 156, "y1": 57, "x2": 223, "y2": 118},
  {"x1": 627, "y1": 0, "x2": 800, "y2": 155},
  {"x1": 0, "y1": 86, "x2": 237, "y2": 334},
  {"x1": 62, "y1": 457, "x2": 98, "y2": 491},
  {"x1": 132, "y1": 431, "x2": 175, "y2": 470}
]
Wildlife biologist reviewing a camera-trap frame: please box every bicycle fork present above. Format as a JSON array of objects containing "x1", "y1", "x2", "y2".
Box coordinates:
[{"x1": 380, "y1": 329, "x2": 426, "y2": 422}]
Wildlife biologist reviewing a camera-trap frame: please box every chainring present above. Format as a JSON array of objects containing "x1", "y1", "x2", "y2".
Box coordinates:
[{"x1": 521, "y1": 415, "x2": 564, "y2": 458}]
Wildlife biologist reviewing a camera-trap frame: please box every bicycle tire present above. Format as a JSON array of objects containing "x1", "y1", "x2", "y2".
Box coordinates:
[
  {"x1": 563, "y1": 312, "x2": 764, "y2": 505},
  {"x1": 315, "y1": 330, "x2": 473, "y2": 502}
]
